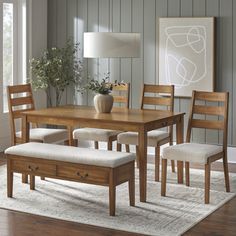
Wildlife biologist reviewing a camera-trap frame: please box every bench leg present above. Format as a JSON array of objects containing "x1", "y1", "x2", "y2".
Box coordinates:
[
  {"x1": 129, "y1": 162, "x2": 135, "y2": 206},
  {"x1": 7, "y1": 167, "x2": 13, "y2": 198},
  {"x1": 109, "y1": 170, "x2": 116, "y2": 216},
  {"x1": 22, "y1": 174, "x2": 28, "y2": 183},
  {"x1": 30, "y1": 175, "x2": 35, "y2": 190}
]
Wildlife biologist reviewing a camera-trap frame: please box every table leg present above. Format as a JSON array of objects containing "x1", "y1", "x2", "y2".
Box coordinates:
[
  {"x1": 138, "y1": 127, "x2": 147, "y2": 202},
  {"x1": 22, "y1": 115, "x2": 29, "y2": 183},
  {"x1": 176, "y1": 115, "x2": 184, "y2": 184},
  {"x1": 68, "y1": 126, "x2": 74, "y2": 146}
]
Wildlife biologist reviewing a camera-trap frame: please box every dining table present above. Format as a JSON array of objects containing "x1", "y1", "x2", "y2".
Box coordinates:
[{"x1": 21, "y1": 105, "x2": 185, "y2": 202}]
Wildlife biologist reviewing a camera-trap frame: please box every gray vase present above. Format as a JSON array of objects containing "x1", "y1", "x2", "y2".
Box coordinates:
[{"x1": 94, "y1": 94, "x2": 114, "y2": 113}]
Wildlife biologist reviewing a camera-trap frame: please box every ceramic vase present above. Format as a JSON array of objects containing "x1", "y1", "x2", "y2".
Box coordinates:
[{"x1": 94, "y1": 94, "x2": 114, "y2": 113}]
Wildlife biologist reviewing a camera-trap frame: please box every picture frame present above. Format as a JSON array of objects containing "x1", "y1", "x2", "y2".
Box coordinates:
[{"x1": 158, "y1": 17, "x2": 215, "y2": 97}]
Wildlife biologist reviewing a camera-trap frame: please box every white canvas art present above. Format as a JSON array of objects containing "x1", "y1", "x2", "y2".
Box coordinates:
[{"x1": 159, "y1": 17, "x2": 215, "y2": 97}]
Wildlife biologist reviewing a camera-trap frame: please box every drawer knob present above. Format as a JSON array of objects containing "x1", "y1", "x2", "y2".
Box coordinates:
[
  {"x1": 28, "y1": 165, "x2": 39, "y2": 171},
  {"x1": 77, "y1": 172, "x2": 89, "y2": 179}
]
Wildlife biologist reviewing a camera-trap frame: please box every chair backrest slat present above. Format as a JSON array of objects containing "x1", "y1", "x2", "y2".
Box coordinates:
[
  {"x1": 111, "y1": 83, "x2": 130, "y2": 109},
  {"x1": 7, "y1": 83, "x2": 36, "y2": 145},
  {"x1": 186, "y1": 90, "x2": 229, "y2": 152},
  {"x1": 142, "y1": 97, "x2": 172, "y2": 106},
  {"x1": 191, "y1": 119, "x2": 224, "y2": 130},
  {"x1": 193, "y1": 105, "x2": 225, "y2": 116}
]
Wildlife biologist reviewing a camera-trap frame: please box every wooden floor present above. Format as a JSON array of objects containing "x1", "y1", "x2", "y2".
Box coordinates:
[{"x1": 0, "y1": 153, "x2": 236, "y2": 236}]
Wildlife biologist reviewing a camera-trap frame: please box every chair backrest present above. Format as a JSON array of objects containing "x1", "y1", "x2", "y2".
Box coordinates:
[
  {"x1": 7, "y1": 84, "x2": 36, "y2": 145},
  {"x1": 141, "y1": 84, "x2": 174, "y2": 112},
  {"x1": 186, "y1": 90, "x2": 229, "y2": 151},
  {"x1": 141, "y1": 84, "x2": 175, "y2": 141},
  {"x1": 111, "y1": 82, "x2": 130, "y2": 109}
]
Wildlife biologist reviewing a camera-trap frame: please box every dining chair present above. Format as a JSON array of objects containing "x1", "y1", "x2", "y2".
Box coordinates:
[
  {"x1": 73, "y1": 82, "x2": 130, "y2": 150},
  {"x1": 7, "y1": 84, "x2": 69, "y2": 146},
  {"x1": 161, "y1": 90, "x2": 230, "y2": 204},
  {"x1": 7, "y1": 84, "x2": 69, "y2": 182},
  {"x1": 117, "y1": 84, "x2": 175, "y2": 182}
]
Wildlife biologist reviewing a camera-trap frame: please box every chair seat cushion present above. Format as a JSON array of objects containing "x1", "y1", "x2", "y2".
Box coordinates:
[
  {"x1": 16, "y1": 128, "x2": 68, "y2": 143},
  {"x1": 117, "y1": 130, "x2": 169, "y2": 147},
  {"x1": 73, "y1": 128, "x2": 122, "y2": 142},
  {"x1": 162, "y1": 143, "x2": 223, "y2": 164},
  {"x1": 5, "y1": 142, "x2": 136, "y2": 168}
]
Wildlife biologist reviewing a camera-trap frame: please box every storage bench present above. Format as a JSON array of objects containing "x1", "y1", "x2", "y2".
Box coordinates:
[{"x1": 5, "y1": 142, "x2": 136, "y2": 216}]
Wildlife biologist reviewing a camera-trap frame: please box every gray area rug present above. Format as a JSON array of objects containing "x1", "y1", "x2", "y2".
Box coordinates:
[{"x1": 0, "y1": 164, "x2": 235, "y2": 236}]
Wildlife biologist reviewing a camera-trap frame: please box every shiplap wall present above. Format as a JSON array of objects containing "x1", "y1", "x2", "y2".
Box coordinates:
[{"x1": 47, "y1": 0, "x2": 236, "y2": 147}]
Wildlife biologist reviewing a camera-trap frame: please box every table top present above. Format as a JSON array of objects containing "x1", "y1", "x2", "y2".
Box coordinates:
[{"x1": 22, "y1": 105, "x2": 184, "y2": 125}]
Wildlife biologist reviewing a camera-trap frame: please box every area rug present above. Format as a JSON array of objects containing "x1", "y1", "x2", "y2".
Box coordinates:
[{"x1": 0, "y1": 164, "x2": 235, "y2": 236}]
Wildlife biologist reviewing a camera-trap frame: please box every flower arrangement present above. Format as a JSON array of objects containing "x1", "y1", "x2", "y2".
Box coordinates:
[
  {"x1": 85, "y1": 73, "x2": 112, "y2": 95},
  {"x1": 29, "y1": 39, "x2": 84, "y2": 107}
]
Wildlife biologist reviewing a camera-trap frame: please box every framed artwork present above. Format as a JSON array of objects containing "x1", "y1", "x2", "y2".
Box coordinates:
[{"x1": 159, "y1": 17, "x2": 215, "y2": 97}]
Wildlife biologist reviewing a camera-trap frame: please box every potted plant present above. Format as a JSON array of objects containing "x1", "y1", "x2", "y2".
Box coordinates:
[
  {"x1": 83, "y1": 73, "x2": 114, "y2": 113},
  {"x1": 29, "y1": 39, "x2": 84, "y2": 107}
]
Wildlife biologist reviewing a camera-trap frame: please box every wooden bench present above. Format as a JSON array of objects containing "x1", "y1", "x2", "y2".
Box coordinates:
[{"x1": 5, "y1": 142, "x2": 136, "y2": 216}]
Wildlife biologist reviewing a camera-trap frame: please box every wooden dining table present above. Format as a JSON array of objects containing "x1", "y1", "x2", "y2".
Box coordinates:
[{"x1": 21, "y1": 105, "x2": 185, "y2": 202}]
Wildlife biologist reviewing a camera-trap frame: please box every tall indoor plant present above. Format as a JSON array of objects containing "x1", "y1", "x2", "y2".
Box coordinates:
[{"x1": 29, "y1": 39, "x2": 84, "y2": 107}]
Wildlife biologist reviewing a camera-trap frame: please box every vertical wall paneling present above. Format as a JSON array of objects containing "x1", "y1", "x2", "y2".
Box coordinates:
[
  {"x1": 219, "y1": 0, "x2": 233, "y2": 145},
  {"x1": 76, "y1": 0, "x2": 88, "y2": 105},
  {"x1": 156, "y1": 0, "x2": 168, "y2": 85},
  {"x1": 66, "y1": 0, "x2": 77, "y2": 105},
  {"x1": 192, "y1": 0, "x2": 207, "y2": 143},
  {"x1": 233, "y1": 0, "x2": 236, "y2": 146},
  {"x1": 87, "y1": 0, "x2": 99, "y2": 105},
  {"x1": 205, "y1": 0, "x2": 220, "y2": 144},
  {"x1": 143, "y1": 0, "x2": 156, "y2": 85},
  {"x1": 180, "y1": 0, "x2": 193, "y2": 140},
  {"x1": 132, "y1": 0, "x2": 144, "y2": 108},
  {"x1": 110, "y1": 0, "x2": 121, "y2": 84},
  {"x1": 120, "y1": 0, "x2": 132, "y2": 105},
  {"x1": 98, "y1": 0, "x2": 109, "y2": 82},
  {"x1": 47, "y1": 0, "x2": 236, "y2": 146},
  {"x1": 167, "y1": 0, "x2": 181, "y2": 140},
  {"x1": 47, "y1": 0, "x2": 57, "y2": 48}
]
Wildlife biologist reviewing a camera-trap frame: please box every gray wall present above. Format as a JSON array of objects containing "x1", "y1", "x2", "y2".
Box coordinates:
[{"x1": 47, "y1": 0, "x2": 236, "y2": 146}]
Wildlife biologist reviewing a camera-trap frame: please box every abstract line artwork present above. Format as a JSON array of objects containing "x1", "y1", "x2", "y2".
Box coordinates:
[{"x1": 159, "y1": 18, "x2": 215, "y2": 97}]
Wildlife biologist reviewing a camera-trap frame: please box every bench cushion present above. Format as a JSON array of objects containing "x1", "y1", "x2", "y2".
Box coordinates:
[{"x1": 5, "y1": 142, "x2": 136, "y2": 168}]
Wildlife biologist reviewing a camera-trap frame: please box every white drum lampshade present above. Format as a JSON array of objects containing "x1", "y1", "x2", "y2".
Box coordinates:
[{"x1": 83, "y1": 32, "x2": 140, "y2": 58}]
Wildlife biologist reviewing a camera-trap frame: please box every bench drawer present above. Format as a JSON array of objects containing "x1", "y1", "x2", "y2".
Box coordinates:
[
  {"x1": 11, "y1": 160, "x2": 56, "y2": 176},
  {"x1": 57, "y1": 165, "x2": 110, "y2": 185}
]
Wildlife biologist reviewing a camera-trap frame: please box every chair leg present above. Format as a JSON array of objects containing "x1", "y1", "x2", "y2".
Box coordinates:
[
  {"x1": 117, "y1": 143, "x2": 122, "y2": 151},
  {"x1": 108, "y1": 140, "x2": 113, "y2": 151},
  {"x1": 125, "y1": 144, "x2": 130, "y2": 153},
  {"x1": 94, "y1": 141, "x2": 99, "y2": 149},
  {"x1": 161, "y1": 159, "x2": 167, "y2": 196},
  {"x1": 185, "y1": 162, "x2": 190, "y2": 186},
  {"x1": 72, "y1": 139, "x2": 78, "y2": 147},
  {"x1": 7, "y1": 167, "x2": 13, "y2": 198},
  {"x1": 109, "y1": 170, "x2": 116, "y2": 216},
  {"x1": 129, "y1": 163, "x2": 135, "y2": 206},
  {"x1": 205, "y1": 163, "x2": 211, "y2": 204},
  {"x1": 135, "y1": 146, "x2": 139, "y2": 168},
  {"x1": 155, "y1": 146, "x2": 160, "y2": 182},
  {"x1": 171, "y1": 160, "x2": 175, "y2": 173},
  {"x1": 30, "y1": 175, "x2": 35, "y2": 190},
  {"x1": 223, "y1": 153, "x2": 230, "y2": 192}
]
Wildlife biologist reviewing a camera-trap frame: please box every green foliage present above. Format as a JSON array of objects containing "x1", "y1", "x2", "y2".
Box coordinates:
[
  {"x1": 29, "y1": 39, "x2": 84, "y2": 106},
  {"x1": 84, "y1": 73, "x2": 112, "y2": 95}
]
